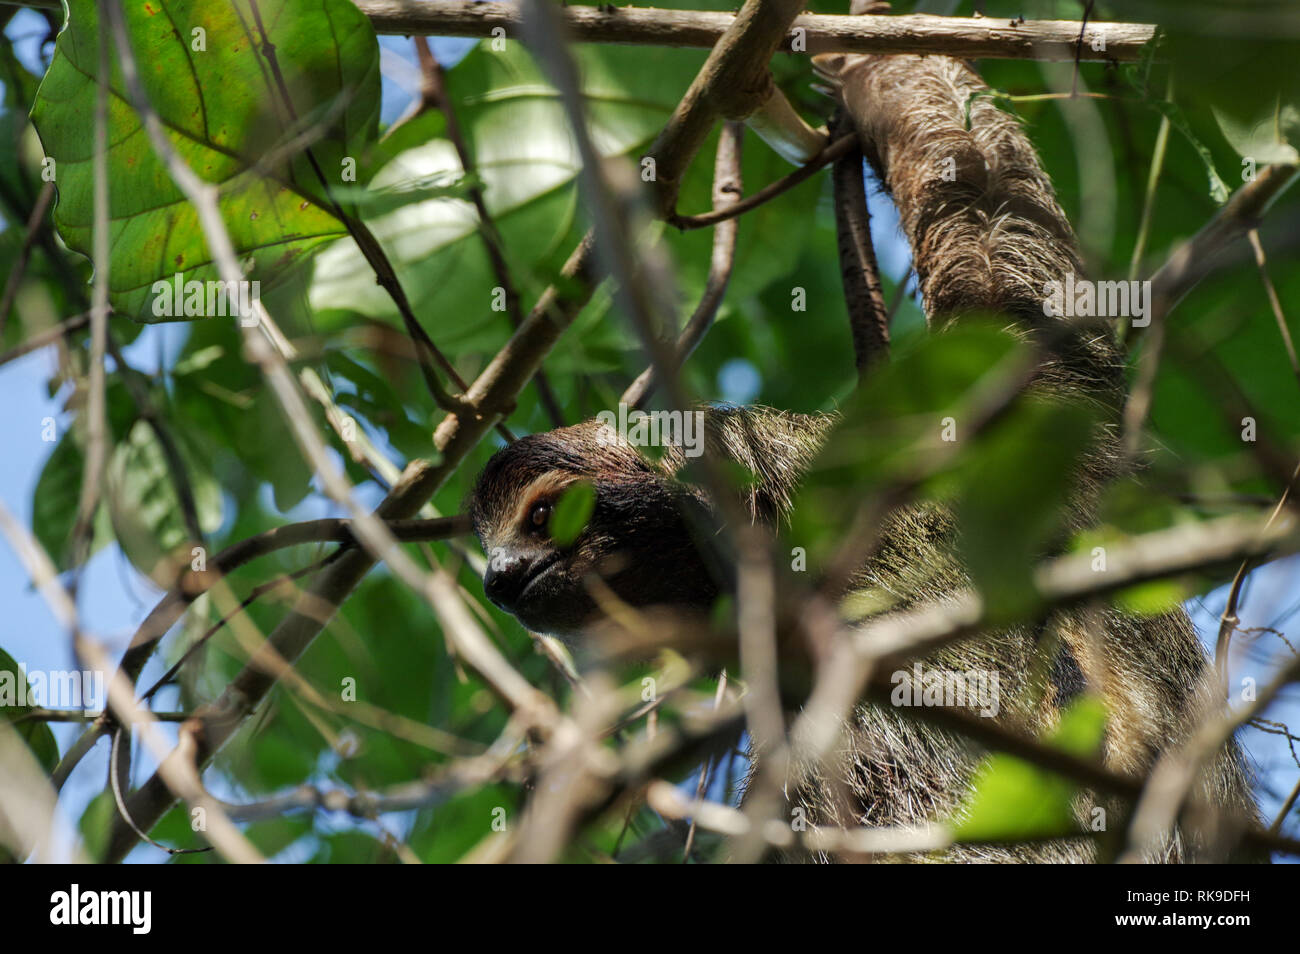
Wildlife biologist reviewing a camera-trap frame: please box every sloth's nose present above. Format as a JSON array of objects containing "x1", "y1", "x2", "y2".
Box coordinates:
[{"x1": 483, "y1": 553, "x2": 533, "y2": 611}]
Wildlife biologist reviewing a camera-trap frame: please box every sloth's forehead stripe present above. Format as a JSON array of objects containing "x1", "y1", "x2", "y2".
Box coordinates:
[{"x1": 485, "y1": 469, "x2": 579, "y2": 542}]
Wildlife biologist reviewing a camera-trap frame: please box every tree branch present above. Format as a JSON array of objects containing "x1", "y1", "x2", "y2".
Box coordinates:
[
  {"x1": 348, "y1": 2, "x2": 1156, "y2": 62},
  {"x1": 1143, "y1": 163, "x2": 1299, "y2": 335}
]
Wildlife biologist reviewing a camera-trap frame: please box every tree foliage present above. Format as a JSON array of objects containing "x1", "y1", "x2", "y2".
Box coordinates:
[{"x1": 1, "y1": 0, "x2": 1298, "y2": 863}]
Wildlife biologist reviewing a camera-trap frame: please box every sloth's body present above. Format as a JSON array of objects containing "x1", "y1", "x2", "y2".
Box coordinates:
[
  {"x1": 469, "y1": 405, "x2": 1258, "y2": 862},
  {"x1": 468, "y1": 45, "x2": 1260, "y2": 860}
]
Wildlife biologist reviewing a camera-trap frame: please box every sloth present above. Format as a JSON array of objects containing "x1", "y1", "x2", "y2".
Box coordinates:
[
  {"x1": 468, "y1": 404, "x2": 1257, "y2": 862},
  {"x1": 466, "y1": 45, "x2": 1261, "y2": 861}
]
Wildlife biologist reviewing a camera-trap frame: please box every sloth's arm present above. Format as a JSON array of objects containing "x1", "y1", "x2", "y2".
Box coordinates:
[{"x1": 816, "y1": 48, "x2": 1124, "y2": 398}]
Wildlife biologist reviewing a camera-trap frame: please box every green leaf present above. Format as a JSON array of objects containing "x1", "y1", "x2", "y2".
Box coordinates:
[
  {"x1": 32, "y1": 425, "x2": 114, "y2": 571},
  {"x1": 549, "y1": 481, "x2": 596, "y2": 547},
  {"x1": 30, "y1": 0, "x2": 381, "y2": 320},
  {"x1": 78, "y1": 789, "x2": 118, "y2": 862},
  {"x1": 169, "y1": 313, "x2": 314, "y2": 510},
  {"x1": 105, "y1": 419, "x2": 223, "y2": 584},
  {"x1": 1121, "y1": 71, "x2": 1232, "y2": 205},
  {"x1": 1145, "y1": 0, "x2": 1300, "y2": 198},
  {"x1": 410, "y1": 783, "x2": 517, "y2": 863},
  {"x1": 955, "y1": 399, "x2": 1095, "y2": 619},
  {"x1": 0, "y1": 33, "x2": 46, "y2": 218},
  {"x1": 0, "y1": 647, "x2": 61, "y2": 775},
  {"x1": 955, "y1": 695, "x2": 1107, "y2": 842},
  {"x1": 1115, "y1": 578, "x2": 1192, "y2": 617},
  {"x1": 789, "y1": 322, "x2": 1026, "y2": 572},
  {"x1": 329, "y1": 169, "x2": 481, "y2": 218},
  {"x1": 1213, "y1": 97, "x2": 1300, "y2": 165}
]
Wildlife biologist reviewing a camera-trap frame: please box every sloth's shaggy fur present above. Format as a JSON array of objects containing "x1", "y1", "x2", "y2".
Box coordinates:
[{"x1": 803, "y1": 48, "x2": 1256, "y2": 862}]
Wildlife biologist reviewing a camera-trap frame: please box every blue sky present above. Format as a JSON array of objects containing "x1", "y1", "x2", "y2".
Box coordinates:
[{"x1": 1, "y1": 9, "x2": 1296, "y2": 862}]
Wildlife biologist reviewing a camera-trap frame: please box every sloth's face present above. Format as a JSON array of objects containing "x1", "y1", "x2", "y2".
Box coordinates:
[{"x1": 468, "y1": 422, "x2": 720, "y2": 641}]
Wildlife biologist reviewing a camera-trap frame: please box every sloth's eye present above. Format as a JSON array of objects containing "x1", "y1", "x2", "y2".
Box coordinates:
[{"x1": 528, "y1": 501, "x2": 551, "y2": 530}]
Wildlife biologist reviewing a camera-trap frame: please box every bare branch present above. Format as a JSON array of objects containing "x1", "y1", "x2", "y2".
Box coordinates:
[
  {"x1": 829, "y1": 111, "x2": 889, "y2": 375},
  {"x1": 645, "y1": 0, "x2": 809, "y2": 215},
  {"x1": 1144, "y1": 163, "x2": 1299, "y2": 334},
  {"x1": 7, "y1": 1, "x2": 1161, "y2": 61},
  {"x1": 346, "y1": 2, "x2": 1158, "y2": 61}
]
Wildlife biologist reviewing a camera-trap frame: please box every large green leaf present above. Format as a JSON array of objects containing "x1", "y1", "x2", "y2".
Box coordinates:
[
  {"x1": 549, "y1": 480, "x2": 596, "y2": 547},
  {"x1": 307, "y1": 39, "x2": 699, "y2": 332},
  {"x1": 30, "y1": 0, "x2": 380, "y2": 320}
]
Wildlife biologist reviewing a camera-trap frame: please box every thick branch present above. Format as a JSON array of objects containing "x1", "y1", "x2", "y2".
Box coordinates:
[
  {"x1": 645, "y1": 0, "x2": 813, "y2": 216},
  {"x1": 351, "y1": 2, "x2": 1155, "y2": 62}
]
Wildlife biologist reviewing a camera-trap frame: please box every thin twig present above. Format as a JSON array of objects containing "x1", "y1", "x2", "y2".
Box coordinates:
[
  {"x1": 118, "y1": 514, "x2": 471, "y2": 687},
  {"x1": 108, "y1": 727, "x2": 211, "y2": 856},
  {"x1": 0, "y1": 178, "x2": 55, "y2": 336},
  {"x1": 0, "y1": 312, "x2": 90, "y2": 368},
  {"x1": 1273, "y1": 775, "x2": 1300, "y2": 834},
  {"x1": 1215, "y1": 463, "x2": 1300, "y2": 694},
  {"x1": 14, "y1": 708, "x2": 191, "y2": 723},
  {"x1": 1125, "y1": 75, "x2": 1172, "y2": 286},
  {"x1": 681, "y1": 669, "x2": 727, "y2": 862},
  {"x1": 623, "y1": 122, "x2": 744, "y2": 409},
  {"x1": 1248, "y1": 227, "x2": 1300, "y2": 383},
  {"x1": 669, "y1": 133, "x2": 856, "y2": 231},
  {"x1": 415, "y1": 36, "x2": 565, "y2": 428},
  {"x1": 66, "y1": 24, "x2": 110, "y2": 585}
]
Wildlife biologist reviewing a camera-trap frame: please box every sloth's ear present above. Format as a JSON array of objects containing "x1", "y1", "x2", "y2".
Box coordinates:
[{"x1": 810, "y1": 53, "x2": 848, "y2": 87}]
